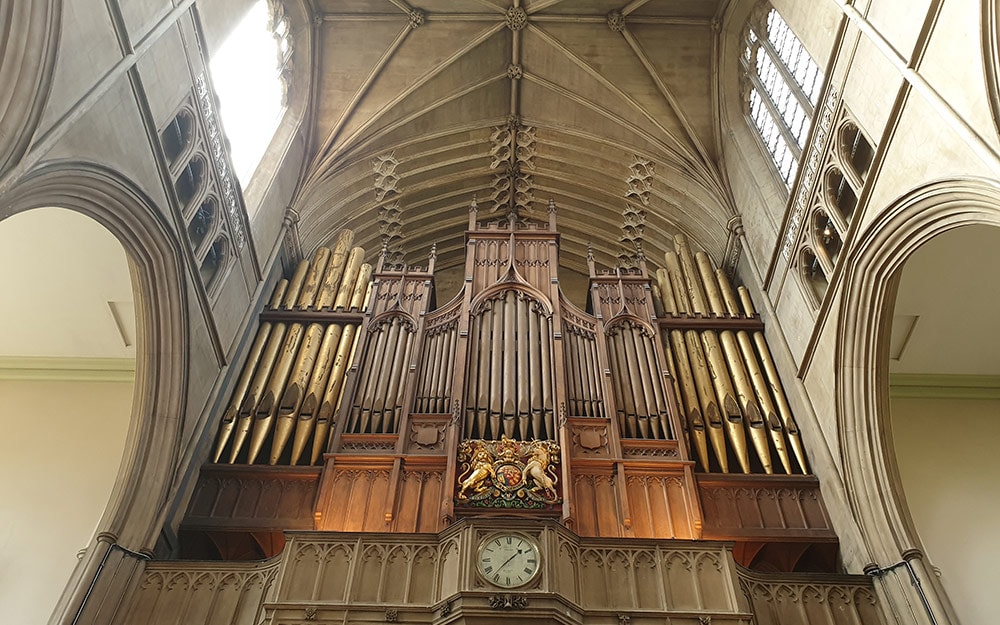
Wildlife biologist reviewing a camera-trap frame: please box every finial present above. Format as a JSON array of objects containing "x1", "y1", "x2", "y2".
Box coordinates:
[
  {"x1": 470, "y1": 195, "x2": 478, "y2": 212},
  {"x1": 429, "y1": 242, "x2": 437, "y2": 260},
  {"x1": 548, "y1": 197, "x2": 557, "y2": 213},
  {"x1": 587, "y1": 242, "x2": 595, "y2": 262}
]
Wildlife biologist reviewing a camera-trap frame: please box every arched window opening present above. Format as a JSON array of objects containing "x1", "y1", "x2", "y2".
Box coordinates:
[
  {"x1": 175, "y1": 156, "x2": 206, "y2": 208},
  {"x1": 800, "y1": 247, "x2": 828, "y2": 303},
  {"x1": 209, "y1": 0, "x2": 292, "y2": 184},
  {"x1": 187, "y1": 197, "x2": 218, "y2": 253},
  {"x1": 826, "y1": 167, "x2": 858, "y2": 222},
  {"x1": 813, "y1": 210, "x2": 842, "y2": 267},
  {"x1": 742, "y1": 5, "x2": 824, "y2": 187},
  {"x1": 161, "y1": 110, "x2": 194, "y2": 167},
  {"x1": 199, "y1": 235, "x2": 229, "y2": 289},
  {"x1": 840, "y1": 121, "x2": 874, "y2": 181}
]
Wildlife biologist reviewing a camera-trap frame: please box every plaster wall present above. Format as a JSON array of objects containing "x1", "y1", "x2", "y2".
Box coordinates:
[
  {"x1": 890, "y1": 396, "x2": 1000, "y2": 625},
  {"x1": 0, "y1": 379, "x2": 134, "y2": 625}
]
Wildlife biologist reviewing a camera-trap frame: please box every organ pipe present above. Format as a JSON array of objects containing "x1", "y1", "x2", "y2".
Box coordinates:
[
  {"x1": 675, "y1": 235, "x2": 749, "y2": 473},
  {"x1": 211, "y1": 230, "x2": 373, "y2": 466},
  {"x1": 695, "y1": 252, "x2": 772, "y2": 474},
  {"x1": 738, "y1": 287, "x2": 809, "y2": 473},
  {"x1": 665, "y1": 251, "x2": 729, "y2": 471},
  {"x1": 212, "y1": 279, "x2": 288, "y2": 463}
]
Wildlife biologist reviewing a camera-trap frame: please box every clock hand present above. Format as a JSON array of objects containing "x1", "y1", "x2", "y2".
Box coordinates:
[{"x1": 498, "y1": 548, "x2": 523, "y2": 570}]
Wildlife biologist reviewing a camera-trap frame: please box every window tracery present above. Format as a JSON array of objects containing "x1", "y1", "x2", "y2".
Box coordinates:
[{"x1": 741, "y1": 4, "x2": 823, "y2": 187}]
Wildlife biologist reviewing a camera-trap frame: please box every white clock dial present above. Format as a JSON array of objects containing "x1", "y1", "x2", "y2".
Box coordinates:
[{"x1": 477, "y1": 533, "x2": 540, "y2": 589}]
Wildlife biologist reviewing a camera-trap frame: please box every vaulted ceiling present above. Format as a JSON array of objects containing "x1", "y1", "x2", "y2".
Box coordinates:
[{"x1": 293, "y1": 0, "x2": 735, "y2": 275}]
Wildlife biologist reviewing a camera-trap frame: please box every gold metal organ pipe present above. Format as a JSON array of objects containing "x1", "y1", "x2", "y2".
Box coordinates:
[
  {"x1": 350, "y1": 264, "x2": 373, "y2": 310},
  {"x1": 738, "y1": 287, "x2": 808, "y2": 473},
  {"x1": 716, "y1": 270, "x2": 792, "y2": 474},
  {"x1": 315, "y1": 230, "x2": 355, "y2": 308},
  {"x1": 313, "y1": 323, "x2": 358, "y2": 464},
  {"x1": 271, "y1": 322, "x2": 324, "y2": 464},
  {"x1": 656, "y1": 284, "x2": 708, "y2": 470},
  {"x1": 298, "y1": 247, "x2": 331, "y2": 309},
  {"x1": 334, "y1": 248, "x2": 365, "y2": 310},
  {"x1": 229, "y1": 263, "x2": 309, "y2": 462},
  {"x1": 291, "y1": 323, "x2": 343, "y2": 465},
  {"x1": 674, "y1": 236, "x2": 749, "y2": 473},
  {"x1": 213, "y1": 279, "x2": 288, "y2": 462},
  {"x1": 695, "y1": 252, "x2": 772, "y2": 473},
  {"x1": 665, "y1": 251, "x2": 727, "y2": 471},
  {"x1": 650, "y1": 282, "x2": 666, "y2": 317},
  {"x1": 248, "y1": 321, "x2": 305, "y2": 464},
  {"x1": 282, "y1": 259, "x2": 311, "y2": 310}
]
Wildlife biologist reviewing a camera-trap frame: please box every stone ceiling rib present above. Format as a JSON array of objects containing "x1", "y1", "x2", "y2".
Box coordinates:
[
  {"x1": 311, "y1": 22, "x2": 414, "y2": 166},
  {"x1": 526, "y1": 0, "x2": 568, "y2": 14},
  {"x1": 523, "y1": 74, "x2": 715, "y2": 191},
  {"x1": 526, "y1": 23, "x2": 706, "y2": 176},
  {"x1": 305, "y1": 21, "x2": 506, "y2": 188},
  {"x1": 618, "y1": 26, "x2": 714, "y2": 171},
  {"x1": 621, "y1": 0, "x2": 654, "y2": 16},
  {"x1": 316, "y1": 73, "x2": 507, "y2": 181}
]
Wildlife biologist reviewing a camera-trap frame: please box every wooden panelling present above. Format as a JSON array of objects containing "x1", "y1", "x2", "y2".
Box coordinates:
[
  {"x1": 184, "y1": 465, "x2": 320, "y2": 529},
  {"x1": 697, "y1": 475, "x2": 835, "y2": 540}
]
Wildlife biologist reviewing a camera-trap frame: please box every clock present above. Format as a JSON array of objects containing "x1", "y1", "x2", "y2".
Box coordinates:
[{"x1": 476, "y1": 533, "x2": 541, "y2": 589}]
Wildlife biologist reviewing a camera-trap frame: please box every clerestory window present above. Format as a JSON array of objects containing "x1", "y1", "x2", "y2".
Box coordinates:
[
  {"x1": 742, "y1": 5, "x2": 823, "y2": 187},
  {"x1": 209, "y1": 0, "x2": 293, "y2": 184}
]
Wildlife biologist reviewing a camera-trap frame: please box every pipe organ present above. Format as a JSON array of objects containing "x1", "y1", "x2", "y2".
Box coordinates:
[{"x1": 193, "y1": 203, "x2": 833, "y2": 570}]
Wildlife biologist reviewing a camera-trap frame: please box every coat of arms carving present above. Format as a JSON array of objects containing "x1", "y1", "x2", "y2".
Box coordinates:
[{"x1": 456, "y1": 437, "x2": 561, "y2": 509}]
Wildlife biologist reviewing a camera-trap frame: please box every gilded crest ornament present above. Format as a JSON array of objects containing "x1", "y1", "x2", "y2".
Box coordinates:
[{"x1": 456, "y1": 437, "x2": 561, "y2": 508}]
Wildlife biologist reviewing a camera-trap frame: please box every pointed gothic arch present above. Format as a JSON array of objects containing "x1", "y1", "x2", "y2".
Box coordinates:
[
  {"x1": 0, "y1": 162, "x2": 189, "y2": 622},
  {"x1": 835, "y1": 178, "x2": 1000, "y2": 625}
]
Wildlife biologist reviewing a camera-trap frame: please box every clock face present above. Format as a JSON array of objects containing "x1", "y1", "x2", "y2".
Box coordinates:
[{"x1": 477, "y1": 533, "x2": 540, "y2": 589}]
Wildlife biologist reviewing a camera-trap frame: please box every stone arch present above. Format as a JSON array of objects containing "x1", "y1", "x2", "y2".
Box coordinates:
[
  {"x1": 0, "y1": 162, "x2": 189, "y2": 620},
  {"x1": 0, "y1": 0, "x2": 60, "y2": 177},
  {"x1": 835, "y1": 178, "x2": 1000, "y2": 624}
]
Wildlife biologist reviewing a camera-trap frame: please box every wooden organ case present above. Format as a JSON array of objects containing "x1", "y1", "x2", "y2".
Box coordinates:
[{"x1": 186, "y1": 203, "x2": 837, "y2": 573}]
